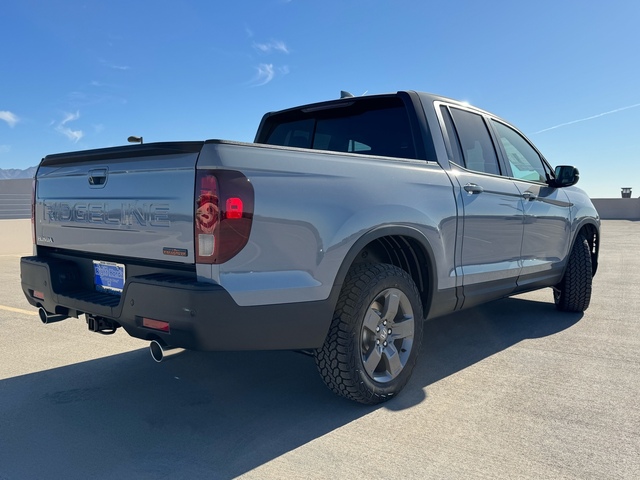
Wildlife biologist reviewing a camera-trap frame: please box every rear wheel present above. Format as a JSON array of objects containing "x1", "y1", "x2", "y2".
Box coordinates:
[
  {"x1": 554, "y1": 233, "x2": 592, "y2": 312},
  {"x1": 315, "y1": 263, "x2": 424, "y2": 404}
]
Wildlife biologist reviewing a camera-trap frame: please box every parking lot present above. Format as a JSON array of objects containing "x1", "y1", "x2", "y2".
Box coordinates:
[{"x1": 0, "y1": 219, "x2": 638, "y2": 479}]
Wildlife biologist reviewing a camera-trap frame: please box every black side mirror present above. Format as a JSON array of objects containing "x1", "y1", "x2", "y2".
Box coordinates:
[{"x1": 549, "y1": 165, "x2": 579, "y2": 188}]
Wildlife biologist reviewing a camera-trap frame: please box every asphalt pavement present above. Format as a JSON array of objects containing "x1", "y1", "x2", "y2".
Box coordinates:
[{"x1": 0, "y1": 220, "x2": 638, "y2": 479}]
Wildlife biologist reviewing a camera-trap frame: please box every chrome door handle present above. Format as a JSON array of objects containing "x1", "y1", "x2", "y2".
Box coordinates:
[
  {"x1": 522, "y1": 191, "x2": 537, "y2": 201},
  {"x1": 464, "y1": 183, "x2": 484, "y2": 194}
]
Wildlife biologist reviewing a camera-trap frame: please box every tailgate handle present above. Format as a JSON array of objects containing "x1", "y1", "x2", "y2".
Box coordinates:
[{"x1": 88, "y1": 168, "x2": 108, "y2": 188}]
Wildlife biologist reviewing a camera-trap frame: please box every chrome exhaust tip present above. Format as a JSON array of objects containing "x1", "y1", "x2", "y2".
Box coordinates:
[
  {"x1": 38, "y1": 307, "x2": 68, "y2": 324},
  {"x1": 149, "y1": 340, "x2": 182, "y2": 363}
]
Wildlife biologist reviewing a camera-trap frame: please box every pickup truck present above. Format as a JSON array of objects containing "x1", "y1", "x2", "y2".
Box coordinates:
[{"x1": 20, "y1": 91, "x2": 600, "y2": 404}]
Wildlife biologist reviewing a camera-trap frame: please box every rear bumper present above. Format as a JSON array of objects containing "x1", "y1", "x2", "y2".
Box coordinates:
[{"x1": 20, "y1": 256, "x2": 333, "y2": 351}]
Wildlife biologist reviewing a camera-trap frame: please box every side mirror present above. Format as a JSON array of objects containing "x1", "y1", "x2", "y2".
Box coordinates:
[{"x1": 549, "y1": 165, "x2": 579, "y2": 188}]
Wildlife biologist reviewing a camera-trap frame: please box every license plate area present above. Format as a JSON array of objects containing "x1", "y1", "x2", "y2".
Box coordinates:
[{"x1": 93, "y1": 260, "x2": 125, "y2": 295}]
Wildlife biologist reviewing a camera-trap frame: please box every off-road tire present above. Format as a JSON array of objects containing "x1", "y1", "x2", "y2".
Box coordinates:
[
  {"x1": 554, "y1": 233, "x2": 592, "y2": 312},
  {"x1": 314, "y1": 263, "x2": 424, "y2": 404}
]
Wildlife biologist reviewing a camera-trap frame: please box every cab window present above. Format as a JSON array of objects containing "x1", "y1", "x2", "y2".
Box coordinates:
[
  {"x1": 491, "y1": 120, "x2": 548, "y2": 183},
  {"x1": 447, "y1": 107, "x2": 501, "y2": 175},
  {"x1": 262, "y1": 97, "x2": 416, "y2": 159}
]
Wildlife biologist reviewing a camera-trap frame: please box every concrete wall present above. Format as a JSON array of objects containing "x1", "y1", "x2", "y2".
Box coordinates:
[
  {"x1": 0, "y1": 218, "x2": 32, "y2": 254},
  {"x1": 0, "y1": 179, "x2": 32, "y2": 220},
  {"x1": 592, "y1": 198, "x2": 640, "y2": 220}
]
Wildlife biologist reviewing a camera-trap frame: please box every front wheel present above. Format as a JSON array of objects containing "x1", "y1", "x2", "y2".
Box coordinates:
[
  {"x1": 314, "y1": 263, "x2": 424, "y2": 404},
  {"x1": 554, "y1": 233, "x2": 593, "y2": 312}
]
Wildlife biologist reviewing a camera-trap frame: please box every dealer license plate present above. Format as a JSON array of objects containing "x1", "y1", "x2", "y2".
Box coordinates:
[{"x1": 93, "y1": 260, "x2": 125, "y2": 295}]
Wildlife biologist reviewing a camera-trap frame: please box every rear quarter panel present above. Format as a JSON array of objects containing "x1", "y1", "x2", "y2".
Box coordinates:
[{"x1": 196, "y1": 141, "x2": 459, "y2": 306}]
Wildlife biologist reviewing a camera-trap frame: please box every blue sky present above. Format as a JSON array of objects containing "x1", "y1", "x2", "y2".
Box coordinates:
[{"x1": 1, "y1": 0, "x2": 639, "y2": 198}]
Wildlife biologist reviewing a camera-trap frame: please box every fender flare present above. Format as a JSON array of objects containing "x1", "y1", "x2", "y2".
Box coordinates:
[
  {"x1": 571, "y1": 218, "x2": 600, "y2": 276},
  {"x1": 326, "y1": 224, "x2": 438, "y2": 315}
]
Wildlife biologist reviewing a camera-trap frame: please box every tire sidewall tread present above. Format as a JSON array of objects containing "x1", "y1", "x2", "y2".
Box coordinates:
[
  {"x1": 315, "y1": 263, "x2": 424, "y2": 405},
  {"x1": 555, "y1": 233, "x2": 593, "y2": 312}
]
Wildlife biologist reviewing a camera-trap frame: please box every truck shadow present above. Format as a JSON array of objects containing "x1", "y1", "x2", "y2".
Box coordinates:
[
  {"x1": 0, "y1": 296, "x2": 580, "y2": 479},
  {"x1": 387, "y1": 295, "x2": 582, "y2": 410}
]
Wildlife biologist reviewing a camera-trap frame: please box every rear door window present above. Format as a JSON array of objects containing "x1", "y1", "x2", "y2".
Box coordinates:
[{"x1": 446, "y1": 107, "x2": 501, "y2": 175}]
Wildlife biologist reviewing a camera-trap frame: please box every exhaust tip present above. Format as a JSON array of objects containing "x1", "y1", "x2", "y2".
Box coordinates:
[
  {"x1": 149, "y1": 340, "x2": 183, "y2": 363},
  {"x1": 150, "y1": 340, "x2": 165, "y2": 363},
  {"x1": 39, "y1": 307, "x2": 68, "y2": 324}
]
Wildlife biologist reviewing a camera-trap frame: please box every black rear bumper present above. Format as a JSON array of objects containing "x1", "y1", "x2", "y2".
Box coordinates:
[{"x1": 20, "y1": 256, "x2": 333, "y2": 351}]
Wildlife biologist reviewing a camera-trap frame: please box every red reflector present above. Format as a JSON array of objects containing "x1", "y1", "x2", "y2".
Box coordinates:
[
  {"x1": 33, "y1": 290, "x2": 45, "y2": 300},
  {"x1": 143, "y1": 318, "x2": 170, "y2": 332},
  {"x1": 225, "y1": 197, "x2": 243, "y2": 219}
]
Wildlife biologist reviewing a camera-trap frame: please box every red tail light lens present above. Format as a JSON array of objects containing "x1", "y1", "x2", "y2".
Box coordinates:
[
  {"x1": 225, "y1": 197, "x2": 244, "y2": 219},
  {"x1": 195, "y1": 170, "x2": 254, "y2": 264}
]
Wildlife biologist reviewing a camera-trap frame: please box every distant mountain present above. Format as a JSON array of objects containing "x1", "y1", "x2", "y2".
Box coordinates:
[{"x1": 0, "y1": 166, "x2": 37, "y2": 179}]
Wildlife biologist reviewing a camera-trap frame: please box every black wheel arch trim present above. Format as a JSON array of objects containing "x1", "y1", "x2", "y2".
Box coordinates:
[
  {"x1": 328, "y1": 225, "x2": 438, "y2": 319},
  {"x1": 570, "y1": 219, "x2": 600, "y2": 276}
]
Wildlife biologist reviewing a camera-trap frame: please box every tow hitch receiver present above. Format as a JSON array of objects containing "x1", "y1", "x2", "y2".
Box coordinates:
[{"x1": 86, "y1": 315, "x2": 119, "y2": 335}]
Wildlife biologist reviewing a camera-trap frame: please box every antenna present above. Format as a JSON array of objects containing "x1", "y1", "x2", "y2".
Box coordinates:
[{"x1": 340, "y1": 90, "x2": 354, "y2": 99}]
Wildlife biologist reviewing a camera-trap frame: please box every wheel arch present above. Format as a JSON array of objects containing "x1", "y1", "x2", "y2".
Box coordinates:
[
  {"x1": 330, "y1": 226, "x2": 437, "y2": 319},
  {"x1": 574, "y1": 220, "x2": 600, "y2": 276}
]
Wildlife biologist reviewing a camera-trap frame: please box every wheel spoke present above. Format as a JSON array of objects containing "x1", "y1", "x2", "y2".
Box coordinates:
[
  {"x1": 383, "y1": 343, "x2": 403, "y2": 377},
  {"x1": 362, "y1": 346, "x2": 383, "y2": 377},
  {"x1": 389, "y1": 316, "x2": 414, "y2": 340},
  {"x1": 363, "y1": 308, "x2": 381, "y2": 333},
  {"x1": 381, "y1": 291, "x2": 400, "y2": 322}
]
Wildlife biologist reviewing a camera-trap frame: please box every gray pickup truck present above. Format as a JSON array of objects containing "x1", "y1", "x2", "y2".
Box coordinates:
[{"x1": 20, "y1": 91, "x2": 600, "y2": 404}]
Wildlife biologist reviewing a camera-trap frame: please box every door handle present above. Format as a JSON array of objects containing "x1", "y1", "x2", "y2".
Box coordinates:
[
  {"x1": 522, "y1": 191, "x2": 537, "y2": 201},
  {"x1": 464, "y1": 183, "x2": 484, "y2": 194}
]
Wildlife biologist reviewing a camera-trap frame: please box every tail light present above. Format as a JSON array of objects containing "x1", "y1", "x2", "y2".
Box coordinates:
[{"x1": 194, "y1": 169, "x2": 254, "y2": 264}]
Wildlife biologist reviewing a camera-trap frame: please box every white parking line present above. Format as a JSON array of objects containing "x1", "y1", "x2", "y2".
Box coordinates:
[{"x1": 0, "y1": 304, "x2": 38, "y2": 316}]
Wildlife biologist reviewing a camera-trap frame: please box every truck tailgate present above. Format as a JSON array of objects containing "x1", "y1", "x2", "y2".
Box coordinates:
[{"x1": 35, "y1": 143, "x2": 203, "y2": 263}]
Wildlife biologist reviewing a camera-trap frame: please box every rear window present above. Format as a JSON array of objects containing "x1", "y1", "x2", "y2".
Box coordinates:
[{"x1": 261, "y1": 97, "x2": 417, "y2": 160}]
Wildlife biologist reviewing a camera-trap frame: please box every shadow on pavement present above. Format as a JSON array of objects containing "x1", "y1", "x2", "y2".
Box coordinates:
[{"x1": 0, "y1": 295, "x2": 580, "y2": 479}]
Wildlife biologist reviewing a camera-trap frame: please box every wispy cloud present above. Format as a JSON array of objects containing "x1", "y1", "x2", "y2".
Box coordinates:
[
  {"x1": 244, "y1": 32, "x2": 291, "y2": 86},
  {"x1": 248, "y1": 64, "x2": 290, "y2": 87},
  {"x1": 0, "y1": 111, "x2": 20, "y2": 128},
  {"x1": 55, "y1": 111, "x2": 84, "y2": 142},
  {"x1": 250, "y1": 64, "x2": 275, "y2": 86},
  {"x1": 0, "y1": 145, "x2": 10, "y2": 154},
  {"x1": 66, "y1": 83, "x2": 127, "y2": 108},
  {"x1": 253, "y1": 40, "x2": 290, "y2": 54},
  {"x1": 99, "y1": 58, "x2": 131, "y2": 71},
  {"x1": 534, "y1": 102, "x2": 640, "y2": 134}
]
